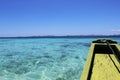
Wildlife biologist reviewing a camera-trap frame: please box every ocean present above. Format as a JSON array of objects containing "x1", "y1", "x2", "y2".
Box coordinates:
[{"x1": 0, "y1": 38, "x2": 120, "y2": 80}]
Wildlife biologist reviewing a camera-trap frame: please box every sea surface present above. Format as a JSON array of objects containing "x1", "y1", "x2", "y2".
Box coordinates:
[{"x1": 0, "y1": 38, "x2": 120, "y2": 80}]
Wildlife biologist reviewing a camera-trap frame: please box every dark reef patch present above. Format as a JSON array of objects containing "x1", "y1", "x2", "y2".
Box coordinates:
[
  {"x1": 82, "y1": 43, "x2": 90, "y2": 47},
  {"x1": 74, "y1": 42, "x2": 90, "y2": 47},
  {"x1": 75, "y1": 56, "x2": 79, "y2": 59},
  {"x1": 44, "y1": 55, "x2": 51, "y2": 58},
  {"x1": 83, "y1": 57, "x2": 86, "y2": 61},
  {"x1": 61, "y1": 44, "x2": 70, "y2": 48},
  {"x1": 31, "y1": 47, "x2": 40, "y2": 50},
  {"x1": 56, "y1": 77, "x2": 65, "y2": 80},
  {"x1": 4, "y1": 54, "x2": 13, "y2": 57},
  {"x1": 60, "y1": 54, "x2": 66, "y2": 59}
]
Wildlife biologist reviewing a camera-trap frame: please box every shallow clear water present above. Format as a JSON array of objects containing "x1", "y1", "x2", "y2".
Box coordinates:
[{"x1": 0, "y1": 38, "x2": 119, "y2": 80}]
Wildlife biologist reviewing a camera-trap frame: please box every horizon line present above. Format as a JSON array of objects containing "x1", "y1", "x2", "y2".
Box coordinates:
[{"x1": 0, "y1": 34, "x2": 120, "y2": 38}]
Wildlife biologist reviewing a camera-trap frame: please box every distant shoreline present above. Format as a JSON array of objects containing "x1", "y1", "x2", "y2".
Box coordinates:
[{"x1": 0, "y1": 35, "x2": 120, "y2": 39}]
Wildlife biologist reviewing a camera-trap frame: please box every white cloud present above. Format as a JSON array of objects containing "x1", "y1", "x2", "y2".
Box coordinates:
[{"x1": 112, "y1": 29, "x2": 120, "y2": 32}]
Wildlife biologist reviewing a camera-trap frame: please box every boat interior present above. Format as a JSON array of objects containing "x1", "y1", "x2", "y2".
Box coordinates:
[{"x1": 89, "y1": 44, "x2": 120, "y2": 80}]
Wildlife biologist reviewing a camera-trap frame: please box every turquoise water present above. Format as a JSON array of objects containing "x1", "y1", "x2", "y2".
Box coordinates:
[{"x1": 0, "y1": 38, "x2": 120, "y2": 80}]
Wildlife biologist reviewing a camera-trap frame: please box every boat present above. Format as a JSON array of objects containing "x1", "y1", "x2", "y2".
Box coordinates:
[{"x1": 80, "y1": 39, "x2": 120, "y2": 80}]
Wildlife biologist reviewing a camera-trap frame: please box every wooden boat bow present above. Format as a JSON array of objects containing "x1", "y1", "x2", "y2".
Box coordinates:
[{"x1": 80, "y1": 39, "x2": 120, "y2": 80}]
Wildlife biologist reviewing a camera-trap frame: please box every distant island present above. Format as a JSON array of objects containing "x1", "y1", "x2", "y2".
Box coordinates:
[{"x1": 0, "y1": 35, "x2": 120, "y2": 38}]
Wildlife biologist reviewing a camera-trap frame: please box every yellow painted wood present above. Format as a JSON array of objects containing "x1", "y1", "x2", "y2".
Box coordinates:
[
  {"x1": 116, "y1": 44, "x2": 120, "y2": 56},
  {"x1": 91, "y1": 54, "x2": 120, "y2": 80},
  {"x1": 80, "y1": 42, "x2": 120, "y2": 80},
  {"x1": 80, "y1": 43, "x2": 95, "y2": 80}
]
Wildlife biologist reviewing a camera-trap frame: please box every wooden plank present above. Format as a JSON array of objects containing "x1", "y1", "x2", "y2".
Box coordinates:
[
  {"x1": 80, "y1": 43, "x2": 95, "y2": 80},
  {"x1": 91, "y1": 54, "x2": 120, "y2": 80}
]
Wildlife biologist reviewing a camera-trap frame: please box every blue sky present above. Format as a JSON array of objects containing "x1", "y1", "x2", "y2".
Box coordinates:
[{"x1": 0, "y1": 0, "x2": 120, "y2": 37}]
